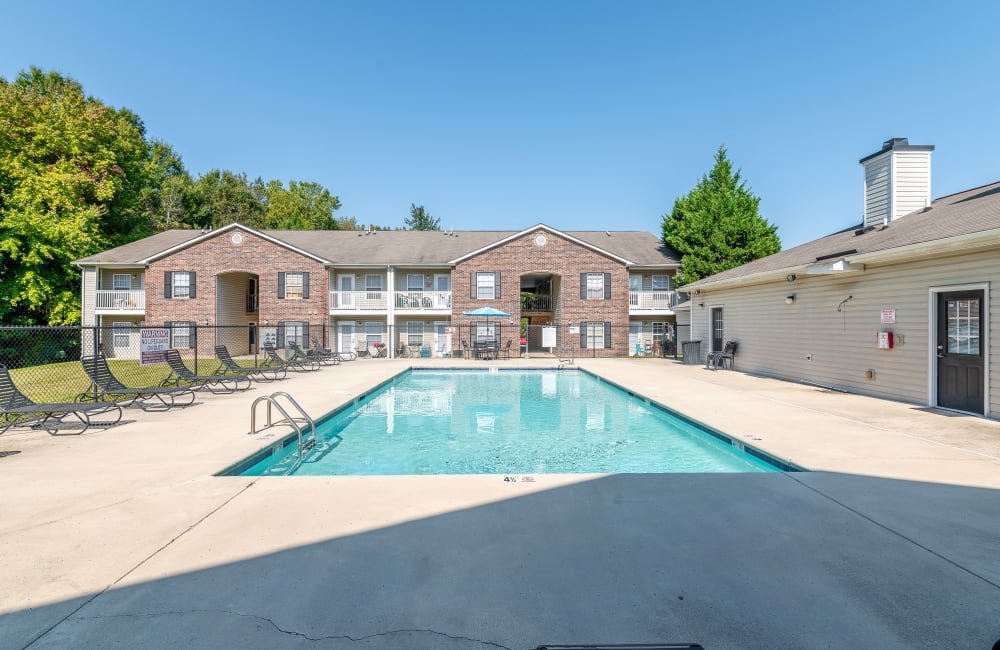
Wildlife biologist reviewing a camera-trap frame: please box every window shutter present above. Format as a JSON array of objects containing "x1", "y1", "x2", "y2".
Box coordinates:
[
  {"x1": 278, "y1": 272, "x2": 286, "y2": 299},
  {"x1": 276, "y1": 322, "x2": 285, "y2": 348},
  {"x1": 164, "y1": 272, "x2": 172, "y2": 299},
  {"x1": 302, "y1": 322, "x2": 310, "y2": 342},
  {"x1": 603, "y1": 273, "x2": 611, "y2": 300},
  {"x1": 604, "y1": 322, "x2": 612, "y2": 349},
  {"x1": 580, "y1": 273, "x2": 587, "y2": 299},
  {"x1": 191, "y1": 322, "x2": 198, "y2": 346},
  {"x1": 494, "y1": 272, "x2": 501, "y2": 299},
  {"x1": 580, "y1": 324, "x2": 587, "y2": 349},
  {"x1": 471, "y1": 272, "x2": 477, "y2": 299},
  {"x1": 302, "y1": 272, "x2": 310, "y2": 299},
  {"x1": 189, "y1": 272, "x2": 197, "y2": 299}
]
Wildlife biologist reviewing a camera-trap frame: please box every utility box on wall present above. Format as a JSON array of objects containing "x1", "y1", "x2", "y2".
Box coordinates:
[{"x1": 876, "y1": 331, "x2": 894, "y2": 349}]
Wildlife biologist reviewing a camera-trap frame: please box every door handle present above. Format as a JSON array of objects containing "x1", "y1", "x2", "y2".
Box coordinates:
[{"x1": 937, "y1": 345, "x2": 946, "y2": 358}]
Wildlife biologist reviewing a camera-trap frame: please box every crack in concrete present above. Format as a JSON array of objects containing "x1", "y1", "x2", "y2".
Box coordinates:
[
  {"x1": 786, "y1": 472, "x2": 1000, "y2": 593},
  {"x1": 69, "y1": 608, "x2": 514, "y2": 648}
]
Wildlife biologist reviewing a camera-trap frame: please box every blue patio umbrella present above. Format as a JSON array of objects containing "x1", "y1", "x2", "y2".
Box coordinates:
[{"x1": 462, "y1": 306, "x2": 512, "y2": 319}]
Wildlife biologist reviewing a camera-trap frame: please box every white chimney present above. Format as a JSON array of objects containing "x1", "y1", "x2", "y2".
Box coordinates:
[{"x1": 860, "y1": 137, "x2": 934, "y2": 228}]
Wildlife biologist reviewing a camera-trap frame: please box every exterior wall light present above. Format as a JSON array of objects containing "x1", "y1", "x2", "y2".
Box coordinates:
[
  {"x1": 785, "y1": 295, "x2": 796, "y2": 304},
  {"x1": 786, "y1": 274, "x2": 796, "y2": 282}
]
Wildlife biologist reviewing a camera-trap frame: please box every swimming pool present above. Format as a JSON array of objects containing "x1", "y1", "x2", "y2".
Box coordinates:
[{"x1": 228, "y1": 369, "x2": 791, "y2": 476}]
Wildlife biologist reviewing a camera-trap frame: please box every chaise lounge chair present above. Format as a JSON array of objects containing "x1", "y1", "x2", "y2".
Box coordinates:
[
  {"x1": 288, "y1": 341, "x2": 333, "y2": 368},
  {"x1": 311, "y1": 336, "x2": 350, "y2": 362},
  {"x1": 264, "y1": 345, "x2": 320, "y2": 372},
  {"x1": 161, "y1": 349, "x2": 252, "y2": 394},
  {"x1": 78, "y1": 355, "x2": 196, "y2": 411},
  {"x1": 213, "y1": 345, "x2": 287, "y2": 382},
  {"x1": 1, "y1": 364, "x2": 123, "y2": 435}
]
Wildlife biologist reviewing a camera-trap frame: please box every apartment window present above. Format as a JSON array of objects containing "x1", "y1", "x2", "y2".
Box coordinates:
[
  {"x1": 474, "y1": 322, "x2": 495, "y2": 342},
  {"x1": 580, "y1": 272, "x2": 611, "y2": 300},
  {"x1": 407, "y1": 274, "x2": 425, "y2": 291},
  {"x1": 277, "y1": 271, "x2": 309, "y2": 300},
  {"x1": 282, "y1": 321, "x2": 306, "y2": 347},
  {"x1": 169, "y1": 321, "x2": 193, "y2": 348},
  {"x1": 406, "y1": 321, "x2": 424, "y2": 346},
  {"x1": 652, "y1": 275, "x2": 670, "y2": 291},
  {"x1": 652, "y1": 322, "x2": 667, "y2": 338},
  {"x1": 474, "y1": 272, "x2": 500, "y2": 299},
  {"x1": 580, "y1": 321, "x2": 611, "y2": 349},
  {"x1": 164, "y1": 271, "x2": 195, "y2": 299},
  {"x1": 112, "y1": 274, "x2": 131, "y2": 291},
  {"x1": 365, "y1": 322, "x2": 383, "y2": 347},
  {"x1": 366, "y1": 274, "x2": 383, "y2": 299},
  {"x1": 112, "y1": 321, "x2": 131, "y2": 348}
]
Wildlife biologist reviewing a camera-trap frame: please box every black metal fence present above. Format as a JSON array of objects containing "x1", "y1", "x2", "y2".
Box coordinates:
[{"x1": 0, "y1": 322, "x2": 685, "y2": 403}]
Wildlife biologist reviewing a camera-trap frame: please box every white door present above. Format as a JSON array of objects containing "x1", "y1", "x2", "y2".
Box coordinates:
[
  {"x1": 338, "y1": 275, "x2": 354, "y2": 308},
  {"x1": 434, "y1": 274, "x2": 451, "y2": 308},
  {"x1": 629, "y1": 322, "x2": 642, "y2": 356},
  {"x1": 337, "y1": 322, "x2": 355, "y2": 353}
]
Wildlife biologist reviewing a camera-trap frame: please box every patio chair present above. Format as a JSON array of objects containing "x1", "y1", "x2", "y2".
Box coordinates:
[
  {"x1": 367, "y1": 343, "x2": 386, "y2": 358},
  {"x1": 265, "y1": 345, "x2": 320, "y2": 372},
  {"x1": 707, "y1": 341, "x2": 739, "y2": 370},
  {"x1": 161, "y1": 349, "x2": 251, "y2": 394},
  {"x1": 1, "y1": 364, "x2": 123, "y2": 435},
  {"x1": 79, "y1": 355, "x2": 196, "y2": 411},
  {"x1": 213, "y1": 345, "x2": 286, "y2": 382},
  {"x1": 498, "y1": 339, "x2": 512, "y2": 360},
  {"x1": 288, "y1": 341, "x2": 330, "y2": 368}
]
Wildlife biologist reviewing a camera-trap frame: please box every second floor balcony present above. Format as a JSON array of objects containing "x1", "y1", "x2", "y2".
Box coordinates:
[
  {"x1": 394, "y1": 291, "x2": 452, "y2": 311},
  {"x1": 95, "y1": 290, "x2": 145, "y2": 312},
  {"x1": 629, "y1": 290, "x2": 679, "y2": 312},
  {"x1": 329, "y1": 290, "x2": 388, "y2": 311},
  {"x1": 521, "y1": 294, "x2": 553, "y2": 312}
]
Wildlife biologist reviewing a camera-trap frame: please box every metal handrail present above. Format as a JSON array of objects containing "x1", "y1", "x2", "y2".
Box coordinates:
[{"x1": 249, "y1": 391, "x2": 317, "y2": 454}]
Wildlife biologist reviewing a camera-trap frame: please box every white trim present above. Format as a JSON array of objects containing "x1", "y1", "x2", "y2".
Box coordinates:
[
  {"x1": 927, "y1": 283, "x2": 990, "y2": 417},
  {"x1": 448, "y1": 224, "x2": 635, "y2": 265}
]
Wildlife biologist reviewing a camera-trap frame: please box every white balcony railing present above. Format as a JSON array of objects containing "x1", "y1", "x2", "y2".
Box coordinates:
[
  {"x1": 394, "y1": 291, "x2": 452, "y2": 310},
  {"x1": 629, "y1": 290, "x2": 678, "y2": 311},
  {"x1": 95, "y1": 290, "x2": 145, "y2": 311},
  {"x1": 329, "y1": 290, "x2": 387, "y2": 311}
]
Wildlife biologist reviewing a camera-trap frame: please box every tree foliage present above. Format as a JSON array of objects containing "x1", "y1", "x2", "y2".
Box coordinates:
[
  {"x1": 404, "y1": 203, "x2": 440, "y2": 231},
  {"x1": 0, "y1": 68, "x2": 151, "y2": 324},
  {"x1": 662, "y1": 145, "x2": 780, "y2": 285}
]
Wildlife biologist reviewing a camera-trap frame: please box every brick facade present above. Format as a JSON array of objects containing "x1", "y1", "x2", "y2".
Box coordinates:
[
  {"x1": 146, "y1": 229, "x2": 327, "y2": 356},
  {"x1": 453, "y1": 229, "x2": 630, "y2": 356}
]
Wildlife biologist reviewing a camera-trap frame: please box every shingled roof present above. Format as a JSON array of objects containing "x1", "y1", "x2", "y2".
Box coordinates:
[
  {"x1": 74, "y1": 224, "x2": 680, "y2": 267},
  {"x1": 685, "y1": 180, "x2": 1000, "y2": 290}
]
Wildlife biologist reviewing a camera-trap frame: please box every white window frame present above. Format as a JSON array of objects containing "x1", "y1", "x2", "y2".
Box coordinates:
[
  {"x1": 476, "y1": 273, "x2": 495, "y2": 300},
  {"x1": 652, "y1": 275, "x2": 670, "y2": 291},
  {"x1": 112, "y1": 274, "x2": 131, "y2": 291},
  {"x1": 406, "y1": 321, "x2": 424, "y2": 346},
  {"x1": 365, "y1": 321, "x2": 383, "y2": 346},
  {"x1": 284, "y1": 272, "x2": 304, "y2": 300},
  {"x1": 171, "y1": 321, "x2": 193, "y2": 348},
  {"x1": 407, "y1": 274, "x2": 425, "y2": 291},
  {"x1": 172, "y1": 272, "x2": 191, "y2": 298},
  {"x1": 112, "y1": 321, "x2": 131, "y2": 348},
  {"x1": 586, "y1": 273, "x2": 605, "y2": 300},
  {"x1": 284, "y1": 321, "x2": 305, "y2": 347},
  {"x1": 583, "y1": 321, "x2": 605, "y2": 349}
]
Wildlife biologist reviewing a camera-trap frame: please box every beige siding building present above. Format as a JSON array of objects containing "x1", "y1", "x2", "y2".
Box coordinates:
[{"x1": 686, "y1": 137, "x2": 1000, "y2": 418}]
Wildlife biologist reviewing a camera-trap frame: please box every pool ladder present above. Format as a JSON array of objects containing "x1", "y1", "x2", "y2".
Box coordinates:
[{"x1": 249, "y1": 391, "x2": 317, "y2": 453}]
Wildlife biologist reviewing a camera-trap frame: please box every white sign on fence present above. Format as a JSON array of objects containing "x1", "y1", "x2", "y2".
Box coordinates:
[
  {"x1": 139, "y1": 328, "x2": 170, "y2": 365},
  {"x1": 542, "y1": 326, "x2": 557, "y2": 348}
]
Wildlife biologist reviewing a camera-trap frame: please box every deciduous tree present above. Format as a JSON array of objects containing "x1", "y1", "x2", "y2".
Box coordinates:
[{"x1": 403, "y1": 203, "x2": 440, "y2": 231}]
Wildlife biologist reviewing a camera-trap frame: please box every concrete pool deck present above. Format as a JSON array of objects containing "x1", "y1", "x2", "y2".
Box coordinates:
[{"x1": 1, "y1": 358, "x2": 998, "y2": 648}]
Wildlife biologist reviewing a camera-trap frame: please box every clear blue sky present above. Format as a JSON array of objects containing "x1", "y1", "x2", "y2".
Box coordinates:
[{"x1": 3, "y1": 1, "x2": 999, "y2": 247}]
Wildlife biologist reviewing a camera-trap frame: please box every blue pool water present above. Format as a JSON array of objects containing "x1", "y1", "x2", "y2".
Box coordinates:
[{"x1": 234, "y1": 370, "x2": 785, "y2": 476}]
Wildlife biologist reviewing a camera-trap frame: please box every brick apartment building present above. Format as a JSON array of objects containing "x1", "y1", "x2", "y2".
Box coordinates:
[{"x1": 74, "y1": 223, "x2": 681, "y2": 359}]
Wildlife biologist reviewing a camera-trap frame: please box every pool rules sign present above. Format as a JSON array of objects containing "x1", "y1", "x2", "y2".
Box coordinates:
[{"x1": 140, "y1": 328, "x2": 170, "y2": 365}]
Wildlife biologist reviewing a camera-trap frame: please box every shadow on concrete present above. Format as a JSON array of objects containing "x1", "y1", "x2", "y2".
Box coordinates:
[{"x1": 8, "y1": 472, "x2": 1000, "y2": 649}]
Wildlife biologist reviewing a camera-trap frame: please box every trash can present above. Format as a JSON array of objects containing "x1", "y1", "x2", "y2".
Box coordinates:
[{"x1": 681, "y1": 340, "x2": 702, "y2": 365}]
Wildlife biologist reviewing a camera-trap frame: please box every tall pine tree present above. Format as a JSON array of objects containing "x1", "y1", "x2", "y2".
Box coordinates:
[{"x1": 662, "y1": 145, "x2": 780, "y2": 285}]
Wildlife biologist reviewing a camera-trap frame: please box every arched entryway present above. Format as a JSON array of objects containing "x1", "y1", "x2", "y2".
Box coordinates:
[
  {"x1": 215, "y1": 271, "x2": 260, "y2": 355},
  {"x1": 520, "y1": 273, "x2": 562, "y2": 355}
]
